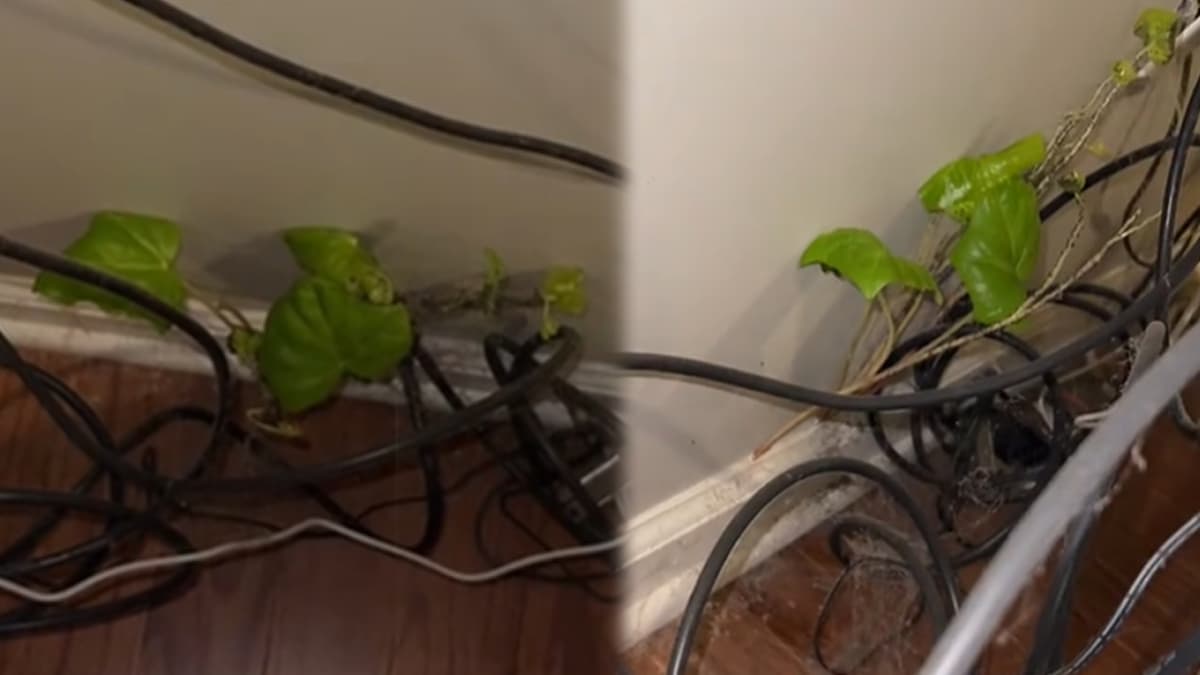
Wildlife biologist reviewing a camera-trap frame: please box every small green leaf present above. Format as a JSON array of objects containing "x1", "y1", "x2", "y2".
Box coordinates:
[
  {"x1": 32, "y1": 211, "x2": 187, "y2": 331},
  {"x1": 482, "y1": 248, "x2": 507, "y2": 314},
  {"x1": 540, "y1": 300, "x2": 560, "y2": 341},
  {"x1": 540, "y1": 266, "x2": 587, "y2": 315},
  {"x1": 1135, "y1": 8, "x2": 1178, "y2": 65},
  {"x1": 918, "y1": 134, "x2": 1046, "y2": 223},
  {"x1": 228, "y1": 327, "x2": 263, "y2": 370},
  {"x1": 258, "y1": 277, "x2": 413, "y2": 414},
  {"x1": 283, "y1": 227, "x2": 394, "y2": 304},
  {"x1": 949, "y1": 180, "x2": 1042, "y2": 325},
  {"x1": 1112, "y1": 59, "x2": 1138, "y2": 86},
  {"x1": 799, "y1": 228, "x2": 940, "y2": 301}
]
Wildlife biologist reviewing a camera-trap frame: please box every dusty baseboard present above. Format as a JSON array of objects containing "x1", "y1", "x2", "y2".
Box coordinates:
[
  {"x1": 612, "y1": 263, "x2": 1141, "y2": 650},
  {"x1": 0, "y1": 273, "x2": 621, "y2": 428},
  {"x1": 616, "y1": 417, "x2": 915, "y2": 649}
]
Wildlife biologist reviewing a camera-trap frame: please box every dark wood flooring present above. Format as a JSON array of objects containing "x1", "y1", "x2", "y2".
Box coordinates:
[
  {"x1": 0, "y1": 350, "x2": 616, "y2": 675},
  {"x1": 626, "y1": 389, "x2": 1200, "y2": 674}
]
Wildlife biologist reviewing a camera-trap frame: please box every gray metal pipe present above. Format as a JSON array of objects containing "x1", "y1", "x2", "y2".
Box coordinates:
[{"x1": 918, "y1": 320, "x2": 1200, "y2": 675}]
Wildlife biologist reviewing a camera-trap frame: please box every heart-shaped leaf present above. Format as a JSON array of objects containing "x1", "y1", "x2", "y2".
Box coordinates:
[
  {"x1": 799, "y1": 228, "x2": 940, "y2": 301},
  {"x1": 258, "y1": 277, "x2": 413, "y2": 413},
  {"x1": 949, "y1": 179, "x2": 1042, "y2": 325},
  {"x1": 283, "y1": 227, "x2": 394, "y2": 305},
  {"x1": 33, "y1": 211, "x2": 188, "y2": 331},
  {"x1": 919, "y1": 134, "x2": 1046, "y2": 223}
]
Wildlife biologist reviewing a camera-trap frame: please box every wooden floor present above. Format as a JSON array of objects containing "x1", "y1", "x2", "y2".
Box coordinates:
[
  {"x1": 625, "y1": 391, "x2": 1200, "y2": 674},
  {"x1": 0, "y1": 350, "x2": 617, "y2": 675}
]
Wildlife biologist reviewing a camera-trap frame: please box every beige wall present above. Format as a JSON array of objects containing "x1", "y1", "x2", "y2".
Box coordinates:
[
  {"x1": 0, "y1": 0, "x2": 620, "y2": 347},
  {"x1": 621, "y1": 0, "x2": 1176, "y2": 513}
]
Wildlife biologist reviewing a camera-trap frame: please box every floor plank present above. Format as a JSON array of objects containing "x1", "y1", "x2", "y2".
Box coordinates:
[
  {"x1": 627, "y1": 388, "x2": 1200, "y2": 674},
  {"x1": 0, "y1": 350, "x2": 616, "y2": 675}
]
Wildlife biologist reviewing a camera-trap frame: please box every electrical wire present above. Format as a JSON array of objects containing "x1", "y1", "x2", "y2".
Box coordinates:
[
  {"x1": 1146, "y1": 623, "x2": 1200, "y2": 675},
  {"x1": 919, "y1": 58, "x2": 1200, "y2": 675},
  {"x1": 919, "y1": 319, "x2": 1200, "y2": 675},
  {"x1": 110, "y1": 0, "x2": 623, "y2": 180},
  {"x1": 0, "y1": 235, "x2": 620, "y2": 636},
  {"x1": 1051, "y1": 510, "x2": 1200, "y2": 675},
  {"x1": 647, "y1": 76, "x2": 1200, "y2": 675},
  {"x1": 814, "y1": 516, "x2": 947, "y2": 674},
  {"x1": 664, "y1": 457, "x2": 959, "y2": 675},
  {"x1": 0, "y1": 516, "x2": 623, "y2": 605}
]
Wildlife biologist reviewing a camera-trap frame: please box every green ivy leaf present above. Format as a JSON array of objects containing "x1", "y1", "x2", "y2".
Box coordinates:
[
  {"x1": 949, "y1": 180, "x2": 1042, "y2": 325},
  {"x1": 799, "y1": 228, "x2": 940, "y2": 301},
  {"x1": 918, "y1": 134, "x2": 1046, "y2": 223},
  {"x1": 1112, "y1": 59, "x2": 1138, "y2": 86},
  {"x1": 1135, "y1": 8, "x2": 1178, "y2": 65},
  {"x1": 283, "y1": 227, "x2": 394, "y2": 305},
  {"x1": 539, "y1": 303, "x2": 560, "y2": 341},
  {"x1": 540, "y1": 266, "x2": 587, "y2": 315},
  {"x1": 228, "y1": 327, "x2": 263, "y2": 370},
  {"x1": 258, "y1": 277, "x2": 413, "y2": 414},
  {"x1": 482, "y1": 248, "x2": 507, "y2": 314},
  {"x1": 32, "y1": 211, "x2": 187, "y2": 331}
]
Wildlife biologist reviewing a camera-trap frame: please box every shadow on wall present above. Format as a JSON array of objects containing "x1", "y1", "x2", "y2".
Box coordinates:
[
  {"x1": 14, "y1": 0, "x2": 614, "y2": 183},
  {"x1": 0, "y1": 214, "x2": 94, "y2": 279},
  {"x1": 8, "y1": 0, "x2": 258, "y2": 92}
]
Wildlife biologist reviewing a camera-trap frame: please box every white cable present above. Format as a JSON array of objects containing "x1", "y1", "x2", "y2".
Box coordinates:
[{"x1": 0, "y1": 518, "x2": 623, "y2": 604}]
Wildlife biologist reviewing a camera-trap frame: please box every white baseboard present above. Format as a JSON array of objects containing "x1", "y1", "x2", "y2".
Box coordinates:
[
  {"x1": 0, "y1": 273, "x2": 621, "y2": 429},
  {"x1": 617, "y1": 418, "x2": 914, "y2": 649}
]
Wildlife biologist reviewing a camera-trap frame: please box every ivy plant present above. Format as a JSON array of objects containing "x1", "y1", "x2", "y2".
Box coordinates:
[
  {"x1": 33, "y1": 211, "x2": 589, "y2": 425},
  {"x1": 1136, "y1": 7, "x2": 1179, "y2": 65},
  {"x1": 538, "y1": 265, "x2": 587, "y2": 340},
  {"x1": 33, "y1": 212, "x2": 187, "y2": 331},
  {"x1": 481, "y1": 247, "x2": 506, "y2": 314},
  {"x1": 917, "y1": 133, "x2": 1045, "y2": 224},
  {"x1": 257, "y1": 276, "x2": 412, "y2": 413},
  {"x1": 283, "y1": 227, "x2": 394, "y2": 305},
  {"x1": 32, "y1": 212, "x2": 415, "y2": 418},
  {"x1": 799, "y1": 228, "x2": 940, "y2": 301},
  {"x1": 948, "y1": 179, "x2": 1041, "y2": 324},
  {"x1": 801, "y1": 131, "x2": 1046, "y2": 325}
]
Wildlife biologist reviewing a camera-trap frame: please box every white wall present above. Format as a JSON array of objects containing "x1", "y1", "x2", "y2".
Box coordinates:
[
  {"x1": 0, "y1": 0, "x2": 620, "y2": 348},
  {"x1": 621, "y1": 0, "x2": 1175, "y2": 513}
]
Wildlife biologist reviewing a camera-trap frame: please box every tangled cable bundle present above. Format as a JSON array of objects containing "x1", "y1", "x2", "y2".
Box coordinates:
[
  {"x1": 0, "y1": 234, "x2": 623, "y2": 635},
  {"x1": 619, "y1": 11, "x2": 1200, "y2": 675}
]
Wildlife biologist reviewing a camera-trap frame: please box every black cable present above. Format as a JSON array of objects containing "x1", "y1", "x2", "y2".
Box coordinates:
[
  {"x1": 483, "y1": 334, "x2": 615, "y2": 544},
  {"x1": 1156, "y1": 69, "x2": 1200, "y2": 321},
  {"x1": 111, "y1": 0, "x2": 623, "y2": 180},
  {"x1": 0, "y1": 490, "x2": 196, "y2": 637},
  {"x1": 0, "y1": 239, "x2": 620, "y2": 638},
  {"x1": 813, "y1": 556, "x2": 925, "y2": 675},
  {"x1": 814, "y1": 516, "x2": 947, "y2": 675},
  {"x1": 1147, "y1": 623, "x2": 1200, "y2": 675},
  {"x1": 1122, "y1": 52, "x2": 1192, "y2": 268},
  {"x1": 399, "y1": 357, "x2": 445, "y2": 554},
  {"x1": 471, "y1": 477, "x2": 618, "y2": 603},
  {"x1": 354, "y1": 450, "x2": 514, "y2": 520},
  {"x1": 664, "y1": 457, "x2": 959, "y2": 675},
  {"x1": 0, "y1": 232, "x2": 581, "y2": 493}
]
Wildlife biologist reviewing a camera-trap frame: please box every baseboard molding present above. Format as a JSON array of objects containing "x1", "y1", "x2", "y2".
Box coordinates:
[
  {"x1": 0, "y1": 273, "x2": 621, "y2": 429},
  {"x1": 617, "y1": 417, "x2": 915, "y2": 649}
]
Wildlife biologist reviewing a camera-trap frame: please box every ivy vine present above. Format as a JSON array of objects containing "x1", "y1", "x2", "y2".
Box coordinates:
[
  {"x1": 33, "y1": 212, "x2": 588, "y2": 429},
  {"x1": 798, "y1": 6, "x2": 1181, "y2": 328}
]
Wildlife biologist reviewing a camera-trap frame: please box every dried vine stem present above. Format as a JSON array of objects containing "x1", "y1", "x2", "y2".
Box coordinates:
[
  {"x1": 855, "y1": 209, "x2": 1148, "y2": 392},
  {"x1": 752, "y1": 209, "x2": 1148, "y2": 459}
]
